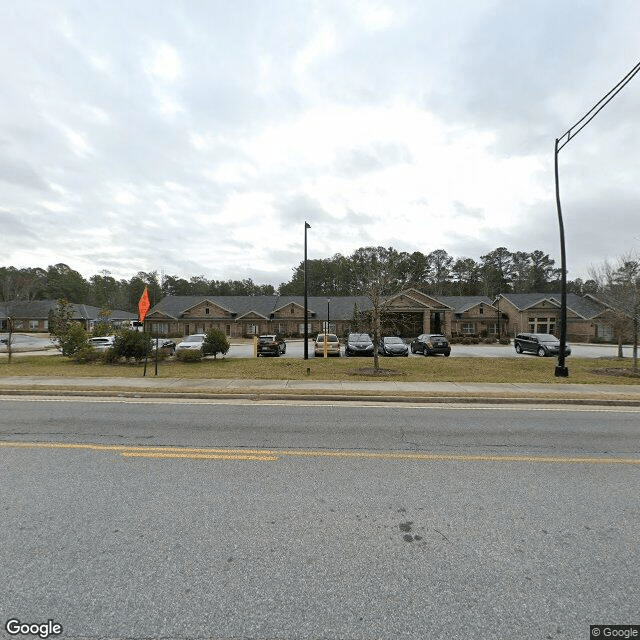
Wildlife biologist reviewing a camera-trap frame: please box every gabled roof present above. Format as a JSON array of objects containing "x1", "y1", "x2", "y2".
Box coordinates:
[
  {"x1": 385, "y1": 290, "x2": 448, "y2": 309},
  {"x1": 148, "y1": 295, "x2": 374, "y2": 321},
  {"x1": 0, "y1": 300, "x2": 136, "y2": 321},
  {"x1": 181, "y1": 298, "x2": 235, "y2": 316},
  {"x1": 435, "y1": 296, "x2": 494, "y2": 314},
  {"x1": 236, "y1": 309, "x2": 270, "y2": 320},
  {"x1": 497, "y1": 293, "x2": 607, "y2": 319}
]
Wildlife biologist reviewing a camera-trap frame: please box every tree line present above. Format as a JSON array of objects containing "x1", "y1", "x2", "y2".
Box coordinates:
[
  {"x1": 279, "y1": 246, "x2": 597, "y2": 298},
  {"x1": 1, "y1": 246, "x2": 599, "y2": 313}
]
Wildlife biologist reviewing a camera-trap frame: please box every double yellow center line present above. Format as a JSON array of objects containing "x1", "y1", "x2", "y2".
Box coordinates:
[{"x1": 1, "y1": 440, "x2": 639, "y2": 465}]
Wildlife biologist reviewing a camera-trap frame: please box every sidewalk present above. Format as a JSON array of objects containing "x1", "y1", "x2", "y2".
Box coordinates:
[{"x1": 1, "y1": 375, "x2": 639, "y2": 405}]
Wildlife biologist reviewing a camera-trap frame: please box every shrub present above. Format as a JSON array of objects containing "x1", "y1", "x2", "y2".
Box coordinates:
[
  {"x1": 112, "y1": 329, "x2": 152, "y2": 361},
  {"x1": 91, "y1": 321, "x2": 114, "y2": 337},
  {"x1": 72, "y1": 344, "x2": 101, "y2": 363},
  {"x1": 203, "y1": 328, "x2": 230, "y2": 358},
  {"x1": 58, "y1": 323, "x2": 90, "y2": 357},
  {"x1": 499, "y1": 337, "x2": 511, "y2": 345},
  {"x1": 49, "y1": 299, "x2": 88, "y2": 357},
  {"x1": 176, "y1": 349, "x2": 203, "y2": 362}
]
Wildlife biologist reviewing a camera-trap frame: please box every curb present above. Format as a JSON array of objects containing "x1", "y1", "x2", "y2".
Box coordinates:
[{"x1": 1, "y1": 388, "x2": 639, "y2": 406}]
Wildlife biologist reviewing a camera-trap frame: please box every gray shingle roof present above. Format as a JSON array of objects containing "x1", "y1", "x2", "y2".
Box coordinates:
[
  {"x1": 0, "y1": 300, "x2": 136, "y2": 321},
  {"x1": 498, "y1": 293, "x2": 607, "y2": 319},
  {"x1": 149, "y1": 295, "x2": 374, "y2": 321},
  {"x1": 434, "y1": 296, "x2": 494, "y2": 313}
]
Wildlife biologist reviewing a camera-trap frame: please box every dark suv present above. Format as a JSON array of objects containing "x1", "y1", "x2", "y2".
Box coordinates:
[
  {"x1": 410, "y1": 334, "x2": 451, "y2": 356},
  {"x1": 344, "y1": 333, "x2": 374, "y2": 357},
  {"x1": 257, "y1": 334, "x2": 286, "y2": 356},
  {"x1": 514, "y1": 333, "x2": 571, "y2": 357}
]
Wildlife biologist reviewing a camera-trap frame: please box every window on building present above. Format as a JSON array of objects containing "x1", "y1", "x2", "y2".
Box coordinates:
[
  {"x1": 528, "y1": 316, "x2": 556, "y2": 334},
  {"x1": 205, "y1": 308, "x2": 210, "y2": 315},
  {"x1": 225, "y1": 324, "x2": 231, "y2": 336},
  {"x1": 151, "y1": 322, "x2": 169, "y2": 335},
  {"x1": 29, "y1": 320, "x2": 39, "y2": 330},
  {"x1": 461, "y1": 323, "x2": 475, "y2": 334},
  {"x1": 487, "y1": 323, "x2": 499, "y2": 335},
  {"x1": 247, "y1": 324, "x2": 259, "y2": 335},
  {"x1": 595, "y1": 323, "x2": 613, "y2": 340}
]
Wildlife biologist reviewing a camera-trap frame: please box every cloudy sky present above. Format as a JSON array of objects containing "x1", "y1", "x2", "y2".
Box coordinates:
[{"x1": 2, "y1": 1, "x2": 639, "y2": 287}]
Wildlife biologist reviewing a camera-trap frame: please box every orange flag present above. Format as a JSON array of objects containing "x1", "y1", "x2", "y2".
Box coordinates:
[{"x1": 138, "y1": 287, "x2": 151, "y2": 323}]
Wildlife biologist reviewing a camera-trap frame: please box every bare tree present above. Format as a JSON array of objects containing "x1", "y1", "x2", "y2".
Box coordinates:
[
  {"x1": 350, "y1": 246, "x2": 408, "y2": 370},
  {"x1": 589, "y1": 254, "x2": 640, "y2": 371}
]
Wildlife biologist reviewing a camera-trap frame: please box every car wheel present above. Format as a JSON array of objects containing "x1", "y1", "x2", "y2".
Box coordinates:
[
  {"x1": 410, "y1": 345, "x2": 415, "y2": 354},
  {"x1": 537, "y1": 347, "x2": 546, "y2": 357},
  {"x1": 423, "y1": 346, "x2": 429, "y2": 356},
  {"x1": 515, "y1": 343, "x2": 523, "y2": 354},
  {"x1": 444, "y1": 351, "x2": 450, "y2": 357}
]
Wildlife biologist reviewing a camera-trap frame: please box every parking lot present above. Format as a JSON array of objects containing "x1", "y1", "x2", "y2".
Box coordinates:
[{"x1": 1, "y1": 333, "x2": 632, "y2": 360}]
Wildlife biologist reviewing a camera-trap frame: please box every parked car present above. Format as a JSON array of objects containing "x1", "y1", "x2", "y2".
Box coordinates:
[
  {"x1": 314, "y1": 333, "x2": 341, "y2": 357},
  {"x1": 257, "y1": 334, "x2": 286, "y2": 356},
  {"x1": 410, "y1": 334, "x2": 451, "y2": 357},
  {"x1": 175, "y1": 334, "x2": 206, "y2": 353},
  {"x1": 152, "y1": 338, "x2": 176, "y2": 356},
  {"x1": 344, "y1": 333, "x2": 374, "y2": 357},
  {"x1": 88, "y1": 335, "x2": 116, "y2": 352},
  {"x1": 514, "y1": 333, "x2": 571, "y2": 357},
  {"x1": 379, "y1": 336, "x2": 409, "y2": 357}
]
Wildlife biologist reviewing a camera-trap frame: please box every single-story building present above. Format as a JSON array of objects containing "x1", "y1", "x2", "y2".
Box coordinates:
[
  {"x1": 3, "y1": 291, "x2": 621, "y2": 343},
  {"x1": 145, "y1": 290, "x2": 505, "y2": 339},
  {"x1": 0, "y1": 300, "x2": 137, "y2": 332},
  {"x1": 494, "y1": 293, "x2": 618, "y2": 342}
]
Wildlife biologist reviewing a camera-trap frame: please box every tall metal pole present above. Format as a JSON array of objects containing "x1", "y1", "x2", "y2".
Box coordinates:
[
  {"x1": 552, "y1": 60, "x2": 640, "y2": 377},
  {"x1": 554, "y1": 138, "x2": 569, "y2": 377},
  {"x1": 303, "y1": 222, "x2": 310, "y2": 360}
]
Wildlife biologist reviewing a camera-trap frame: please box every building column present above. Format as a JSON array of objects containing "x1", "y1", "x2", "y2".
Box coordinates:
[{"x1": 422, "y1": 310, "x2": 430, "y2": 333}]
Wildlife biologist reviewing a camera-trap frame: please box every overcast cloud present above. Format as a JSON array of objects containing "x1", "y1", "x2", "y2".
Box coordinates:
[{"x1": 1, "y1": 0, "x2": 639, "y2": 287}]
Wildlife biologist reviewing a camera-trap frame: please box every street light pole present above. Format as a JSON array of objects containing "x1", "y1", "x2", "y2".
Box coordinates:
[
  {"x1": 303, "y1": 222, "x2": 311, "y2": 360},
  {"x1": 553, "y1": 60, "x2": 640, "y2": 378},
  {"x1": 554, "y1": 137, "x2": 569, "y2": 377}
]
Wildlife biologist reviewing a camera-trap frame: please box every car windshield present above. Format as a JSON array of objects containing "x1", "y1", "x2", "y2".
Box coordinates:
[
  {"x1": 259, "y1": 336, "x2": 275, "y2": 342},
  {"x1": 185, "y1": 335, "x2": 203, "y2": 342},
  {"x1": 384, "y1": 337, "x2": 403, "y2": 344},
  {"x1": 350, "y1": 334, "x2": 370, "y2": 341},
  {"x1": 318, "y1": 334, "x2": 338, "y2": 342},
  {"x1": 538, "y1": 335, "x2": 559, "y2": 343}
]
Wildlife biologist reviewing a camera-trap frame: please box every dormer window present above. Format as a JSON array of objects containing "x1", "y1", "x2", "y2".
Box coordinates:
[{"x1": 205, "y1": 308, "x2": 210, "y2": 315}]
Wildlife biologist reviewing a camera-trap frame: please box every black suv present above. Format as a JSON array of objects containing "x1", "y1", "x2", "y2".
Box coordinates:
[
  {"x1": 257, "y1": 334, "x2": 286, "y2": 356},
  {"x1": 410, "y1": 334, "x2": 451, "y2": 356},
  {"x1": 344, "y1": 333, "x2": 374, "y2": 357},
  {"x1": 514, "y1": 333, "x2": 571, "y2": 357}
]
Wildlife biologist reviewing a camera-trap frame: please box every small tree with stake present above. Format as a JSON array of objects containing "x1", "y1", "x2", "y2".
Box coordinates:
[
  {"x1": 350, "y1": 246, "x2": 408, "y2": 370},
  {"x1": 203, "y1": 328, "x2": 230, "y2": 359}
]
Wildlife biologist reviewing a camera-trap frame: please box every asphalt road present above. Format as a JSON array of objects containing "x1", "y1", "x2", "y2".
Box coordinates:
[{"x1": 1, "y1": 398, "x2": 639, "y2": 640}]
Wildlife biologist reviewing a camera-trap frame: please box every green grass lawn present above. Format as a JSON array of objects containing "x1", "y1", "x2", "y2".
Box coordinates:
[{"x1": 1, "y1": 353, "x2": 639, "y2": 384}]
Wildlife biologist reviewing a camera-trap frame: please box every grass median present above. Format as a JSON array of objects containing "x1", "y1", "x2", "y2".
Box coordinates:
[{"x1": 1, "y1": 353, "x2": 639, "y2": 385}]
